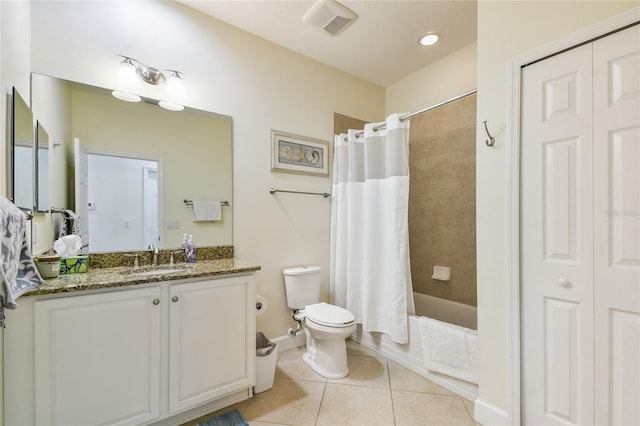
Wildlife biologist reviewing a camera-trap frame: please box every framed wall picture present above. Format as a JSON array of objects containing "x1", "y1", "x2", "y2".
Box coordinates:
[{"x1": 270, "y1": 129, "x2": 330, "y2": 177}]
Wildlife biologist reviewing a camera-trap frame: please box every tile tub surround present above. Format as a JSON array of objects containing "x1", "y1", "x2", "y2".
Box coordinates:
[
  {"x1": 89, "y1": 245, "x2": 235, "y2": 269},
  {"x1": 185, "y1": 340, "x2": 480, "y2": 426},
  {"x1": 409, "y1": 94, "x2": 477, "y2": 307},
  {"x1": 26, "y1": 257, "x2": 260, "y2": 296}
]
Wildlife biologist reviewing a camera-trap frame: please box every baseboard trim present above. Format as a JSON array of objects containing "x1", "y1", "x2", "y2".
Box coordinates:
[
  {"x1": 474, "y1": 399, "x2": 509, "y2": 426},
  {"x1": 271, "y1": 332, "x2": 305, "y2": 353}
]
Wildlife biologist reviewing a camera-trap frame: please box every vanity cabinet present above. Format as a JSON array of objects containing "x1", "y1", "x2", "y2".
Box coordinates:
[
  {"x1": 168, "y1": 276, "x2": 255, "y2": 413},
  {"x1": 4, "y1": 273, "x2": 256, "y2": 426},
  {"x1": 34, "y1": 287, "x2": 162, "y2": 426}
]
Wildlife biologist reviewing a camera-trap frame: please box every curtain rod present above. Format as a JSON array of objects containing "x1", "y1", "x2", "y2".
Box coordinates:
[{"x1": 355, "y1": 88, "x2": 477, "y2": 138}]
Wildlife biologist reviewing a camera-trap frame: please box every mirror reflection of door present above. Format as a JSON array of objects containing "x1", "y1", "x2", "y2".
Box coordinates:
[
  {"x1": 82, "y1": 151, "x2": 160, "y2": 252},
  {"x1": 143, "y1": 167, "x2": 160, "y2": 249},
  {"x1": 36, "y1": 122, "x2": 50, "y2": 212}
]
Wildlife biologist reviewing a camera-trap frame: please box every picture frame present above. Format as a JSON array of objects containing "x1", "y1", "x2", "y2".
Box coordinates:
[{"x1": 270, "y1": 129, "x2": 330, "y2": 177}]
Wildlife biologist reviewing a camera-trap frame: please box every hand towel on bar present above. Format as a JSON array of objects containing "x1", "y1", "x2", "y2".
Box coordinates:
[
  {"x1": 192, "y1": 201, "x2": 222, "y2": 222},
  {"x1": 0, "y1": 196, "x2": 44, "y2": 309},
  {"x1": 418, "y1": 316, "x2": 479, "y2": 384}
]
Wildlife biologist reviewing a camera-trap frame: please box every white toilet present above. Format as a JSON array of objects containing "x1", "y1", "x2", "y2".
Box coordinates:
[{"x1": 283, "y1": 266, "x2": 356, "y2": 379}]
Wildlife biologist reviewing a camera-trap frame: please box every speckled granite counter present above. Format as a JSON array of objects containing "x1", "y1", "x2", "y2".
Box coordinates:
[{"x1": 26, "y1": 258, "x2": 261, "y2": 296}]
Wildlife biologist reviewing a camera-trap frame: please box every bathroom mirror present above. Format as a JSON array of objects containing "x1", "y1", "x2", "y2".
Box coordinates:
[
  {"x1": 35, "y1": 121, "x2": 50, "y2": 212},
  {"x1": 10, "y1": 87, "x2": 35, "y2": 210},
  {"x1": 31, "y1": 73, "x2": 233, "y2": 251}
]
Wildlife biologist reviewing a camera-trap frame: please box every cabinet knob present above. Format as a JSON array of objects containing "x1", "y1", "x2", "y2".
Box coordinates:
[
  {"x1": 172, "y1": 296, "x2": 179, "y2": 303},
  {"x1": 557, "y1": 278, "x2": 570, "y2": 287},
  {"x1": 153, "y1": 298, "x2": 160, "y2": 305}
]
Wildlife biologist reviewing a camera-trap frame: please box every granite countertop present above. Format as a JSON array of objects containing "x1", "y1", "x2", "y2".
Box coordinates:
[{"x1": 27, "y1": 258, "x2": 261, "y2": 296}]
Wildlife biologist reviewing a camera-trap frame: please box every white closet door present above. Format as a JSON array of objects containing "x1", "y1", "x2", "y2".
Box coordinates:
[
  {"x1": 521, "y1": 43, "x2": 595, "y2": 425},
  {"x1": 593, "y1": 25, "x2": 640, "y2": 426}
]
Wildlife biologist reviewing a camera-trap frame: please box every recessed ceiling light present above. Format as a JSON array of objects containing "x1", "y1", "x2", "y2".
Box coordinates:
[{"x1": 419, "y1": 33, "x2": 439, "y2": 46}]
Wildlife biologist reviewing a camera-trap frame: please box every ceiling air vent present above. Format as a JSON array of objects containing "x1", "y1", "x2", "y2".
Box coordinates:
[{"x1": 303, "y1": 0, "x2": 358, "y2": 36}]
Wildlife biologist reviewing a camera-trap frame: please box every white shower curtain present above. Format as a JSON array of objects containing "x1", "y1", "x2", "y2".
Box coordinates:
[{"x1": 330, "y1": 113, "x2": 415, "y2": 344}]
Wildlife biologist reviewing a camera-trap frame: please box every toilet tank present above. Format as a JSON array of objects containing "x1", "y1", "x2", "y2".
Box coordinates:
[{"x1": 283, "y1": 266, "x2": 322, "y2": 309}]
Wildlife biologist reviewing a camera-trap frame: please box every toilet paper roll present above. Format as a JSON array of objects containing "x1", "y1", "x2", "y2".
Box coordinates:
[{"x1": 256, "y1": 294, "x2": 268, "y2": 316}]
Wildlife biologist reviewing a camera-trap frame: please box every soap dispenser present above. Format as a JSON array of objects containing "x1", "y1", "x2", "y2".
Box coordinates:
[{"x1": 185, "y1": 234, "x2": 196, "y2": 263}]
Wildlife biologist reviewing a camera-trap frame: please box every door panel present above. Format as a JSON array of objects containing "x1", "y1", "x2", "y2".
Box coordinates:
[
  {"x1": 593, "y1": 25, "x2": 640, "y2": 426},
  {"x1": 544, "y1": 298, "x2": 580, "y2": 423},
  {"x1": 521, "y1": 43, "x2": 594, "y2": 425}
]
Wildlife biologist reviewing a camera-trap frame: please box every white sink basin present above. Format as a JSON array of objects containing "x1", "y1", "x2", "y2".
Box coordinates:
[{"x1": 124, "y1": 265, "x2": 192, "y2": 277}]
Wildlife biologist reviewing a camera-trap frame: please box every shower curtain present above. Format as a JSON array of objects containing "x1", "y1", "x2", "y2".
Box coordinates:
[{"x1": 330, "y1": 113, "x2": 415, "y2": 344}]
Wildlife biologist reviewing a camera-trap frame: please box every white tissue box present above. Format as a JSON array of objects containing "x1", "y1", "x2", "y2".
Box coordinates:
[{"x1": 60, "y1": 256, "x2": 89, "y2": 274}]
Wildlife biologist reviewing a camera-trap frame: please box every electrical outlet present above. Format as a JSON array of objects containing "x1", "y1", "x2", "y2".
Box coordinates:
[
  {"x1": 123, "y1": 218, "x2": 131, "y2": 229},
  {"x1": 166, "y1": 221, "x2": 180, "y2": 230}
]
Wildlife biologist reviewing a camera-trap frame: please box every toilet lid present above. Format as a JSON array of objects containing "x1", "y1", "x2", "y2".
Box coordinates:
[{"x1": 305, "y1": 302, "x2": 355, "y2": 327}]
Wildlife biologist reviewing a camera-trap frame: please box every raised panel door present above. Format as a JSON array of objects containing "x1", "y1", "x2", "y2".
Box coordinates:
[
  {"x1": 521, "y1": 43, "x2": 594, "y2": 425},
  {"x1": 34, "y1": 287, "x2": 162, "y2": 426},
  {"x1": 593, "y1": 25, "x2": 640, "y2": 426},
  {"x1": 168, "y1": 275, "x2": 255, "y2": 413}
]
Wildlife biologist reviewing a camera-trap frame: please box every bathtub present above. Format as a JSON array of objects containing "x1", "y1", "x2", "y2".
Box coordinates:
[{"x1": 351, "y1": 292, "x2": 479, "y2": 401}]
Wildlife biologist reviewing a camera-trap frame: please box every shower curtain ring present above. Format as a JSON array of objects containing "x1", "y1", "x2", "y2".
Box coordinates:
[{"x1": 483, "y1": 121, "x2": 495, "y2": 147}]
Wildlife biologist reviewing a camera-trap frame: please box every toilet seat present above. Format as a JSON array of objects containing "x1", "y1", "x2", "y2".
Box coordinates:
[{"x1": 305, "y1": 302, "x2": 355, "y2": 328}]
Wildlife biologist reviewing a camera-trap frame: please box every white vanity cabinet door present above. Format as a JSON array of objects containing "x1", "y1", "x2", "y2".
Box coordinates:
[
  {"x1": 34, "y1": 286, "x2": 162, "y2": 426},
  {"x1": 168, "y1": 275, "x2": 256, "y2": 414}
]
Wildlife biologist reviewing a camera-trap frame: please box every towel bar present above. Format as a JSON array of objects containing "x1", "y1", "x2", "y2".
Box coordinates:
[
  {"x1": 269, "y1": 188, "x2": 331, "y2": 198},
  {"x1": 184, "y1": 199, "x2": 230, "y2": 207}
]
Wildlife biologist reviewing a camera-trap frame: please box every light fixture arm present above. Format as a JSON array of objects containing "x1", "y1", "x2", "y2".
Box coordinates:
[
  {"x1": 116, "y1": 55, "x2": 183, "y2": 86},
  {"x1": 114, "y1": 55, "x2": 185, "y2": 111}
]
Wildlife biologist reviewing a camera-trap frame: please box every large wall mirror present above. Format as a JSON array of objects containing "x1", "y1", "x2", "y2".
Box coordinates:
[
  {"x1": 31, "y1": 73, "x2": 233, "y2": 252},
  {"x1": 10, "y1": 87, "x2": 34, "y2": 210}
]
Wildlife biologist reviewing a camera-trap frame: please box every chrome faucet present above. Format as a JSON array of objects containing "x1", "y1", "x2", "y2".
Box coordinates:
[
  {"x1": 148, "y1": 245, "x2": 159, "y2": 266},
  {"x1": 124, "y1": 253, "x2": 140, "y2": 269},
  {"x1": 169, "y1": 250, "x2": 183, "y2": 266}
]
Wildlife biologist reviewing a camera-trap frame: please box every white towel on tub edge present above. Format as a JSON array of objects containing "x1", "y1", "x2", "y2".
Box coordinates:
[{"x1": 418, "y1": 316, "x2": 479, "y2": 384}]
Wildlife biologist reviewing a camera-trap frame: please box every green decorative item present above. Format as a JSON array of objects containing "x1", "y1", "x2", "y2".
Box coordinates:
[{"x1": 60, "y1": 256, "x2": 89, "y2": 274}]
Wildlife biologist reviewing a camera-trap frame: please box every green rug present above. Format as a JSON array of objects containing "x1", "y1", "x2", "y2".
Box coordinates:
[{"x1": 195, "y1": 409, "x2": 249, "y2": 426}]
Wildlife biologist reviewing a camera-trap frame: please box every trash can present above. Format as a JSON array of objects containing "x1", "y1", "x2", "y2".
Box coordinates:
[{"x1": 254, "y1": 332, "x2": 278, "y2": 393}]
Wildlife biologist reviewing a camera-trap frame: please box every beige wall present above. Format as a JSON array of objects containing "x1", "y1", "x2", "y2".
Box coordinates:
[
  {"x1": 476, "y1": 0, "x2": 638, "y2": 417},
  {"x1": 386, "y1": 42, "x2": 477, "y2": 116},
  {"x1": 409, "y1": 95, "x2": 476, "y2": 307},
  {"x1": 28, "y1": 0, "x2": 385, "y2": 342},
  {"x1": 0, "y1": 1, "x2": 31, "y2": 423}
]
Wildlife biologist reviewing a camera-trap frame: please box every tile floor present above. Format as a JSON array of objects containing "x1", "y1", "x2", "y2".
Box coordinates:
[{"x1": 190, "y1": 340, "x2": 479, "y2": 426}]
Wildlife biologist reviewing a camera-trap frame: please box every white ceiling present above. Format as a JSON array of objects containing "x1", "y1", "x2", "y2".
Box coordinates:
[{"x1": 179, "y1": 0, "x2": 477, "y2": 87}]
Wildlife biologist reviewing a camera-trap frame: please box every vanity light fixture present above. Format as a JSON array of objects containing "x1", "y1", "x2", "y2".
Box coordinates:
[
  {"x1": 419, "y1": 33, "x2": 440, "y2": 46},
  {"x1": 112, "y1": 55, "x2": 185, "y2": 111}
]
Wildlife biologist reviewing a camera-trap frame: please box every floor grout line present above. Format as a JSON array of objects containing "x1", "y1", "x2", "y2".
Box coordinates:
[
  {"x1": 313, "y1": 381, "x2": 327, "y2": 426},
  {"x1": 244, "y1": 342, "x2": 477, "y2": 426}
]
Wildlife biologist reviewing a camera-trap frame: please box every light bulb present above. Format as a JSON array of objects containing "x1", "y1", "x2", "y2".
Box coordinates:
[
  {"x1": 165, "y1": 72, "x2": 185, "y2": 99},
  {"x1": 158, "y1": 101, "x2": 184, "y2": 111},
  {"x1": 112, "y1": 91, "x2": 141, "y2": 103},
  {"x1": 113, "y1": 57, "x2": 141, "y2": 102},
  {"x1": 115, "y1": 58, "x2": 137, "y2": 89}
]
